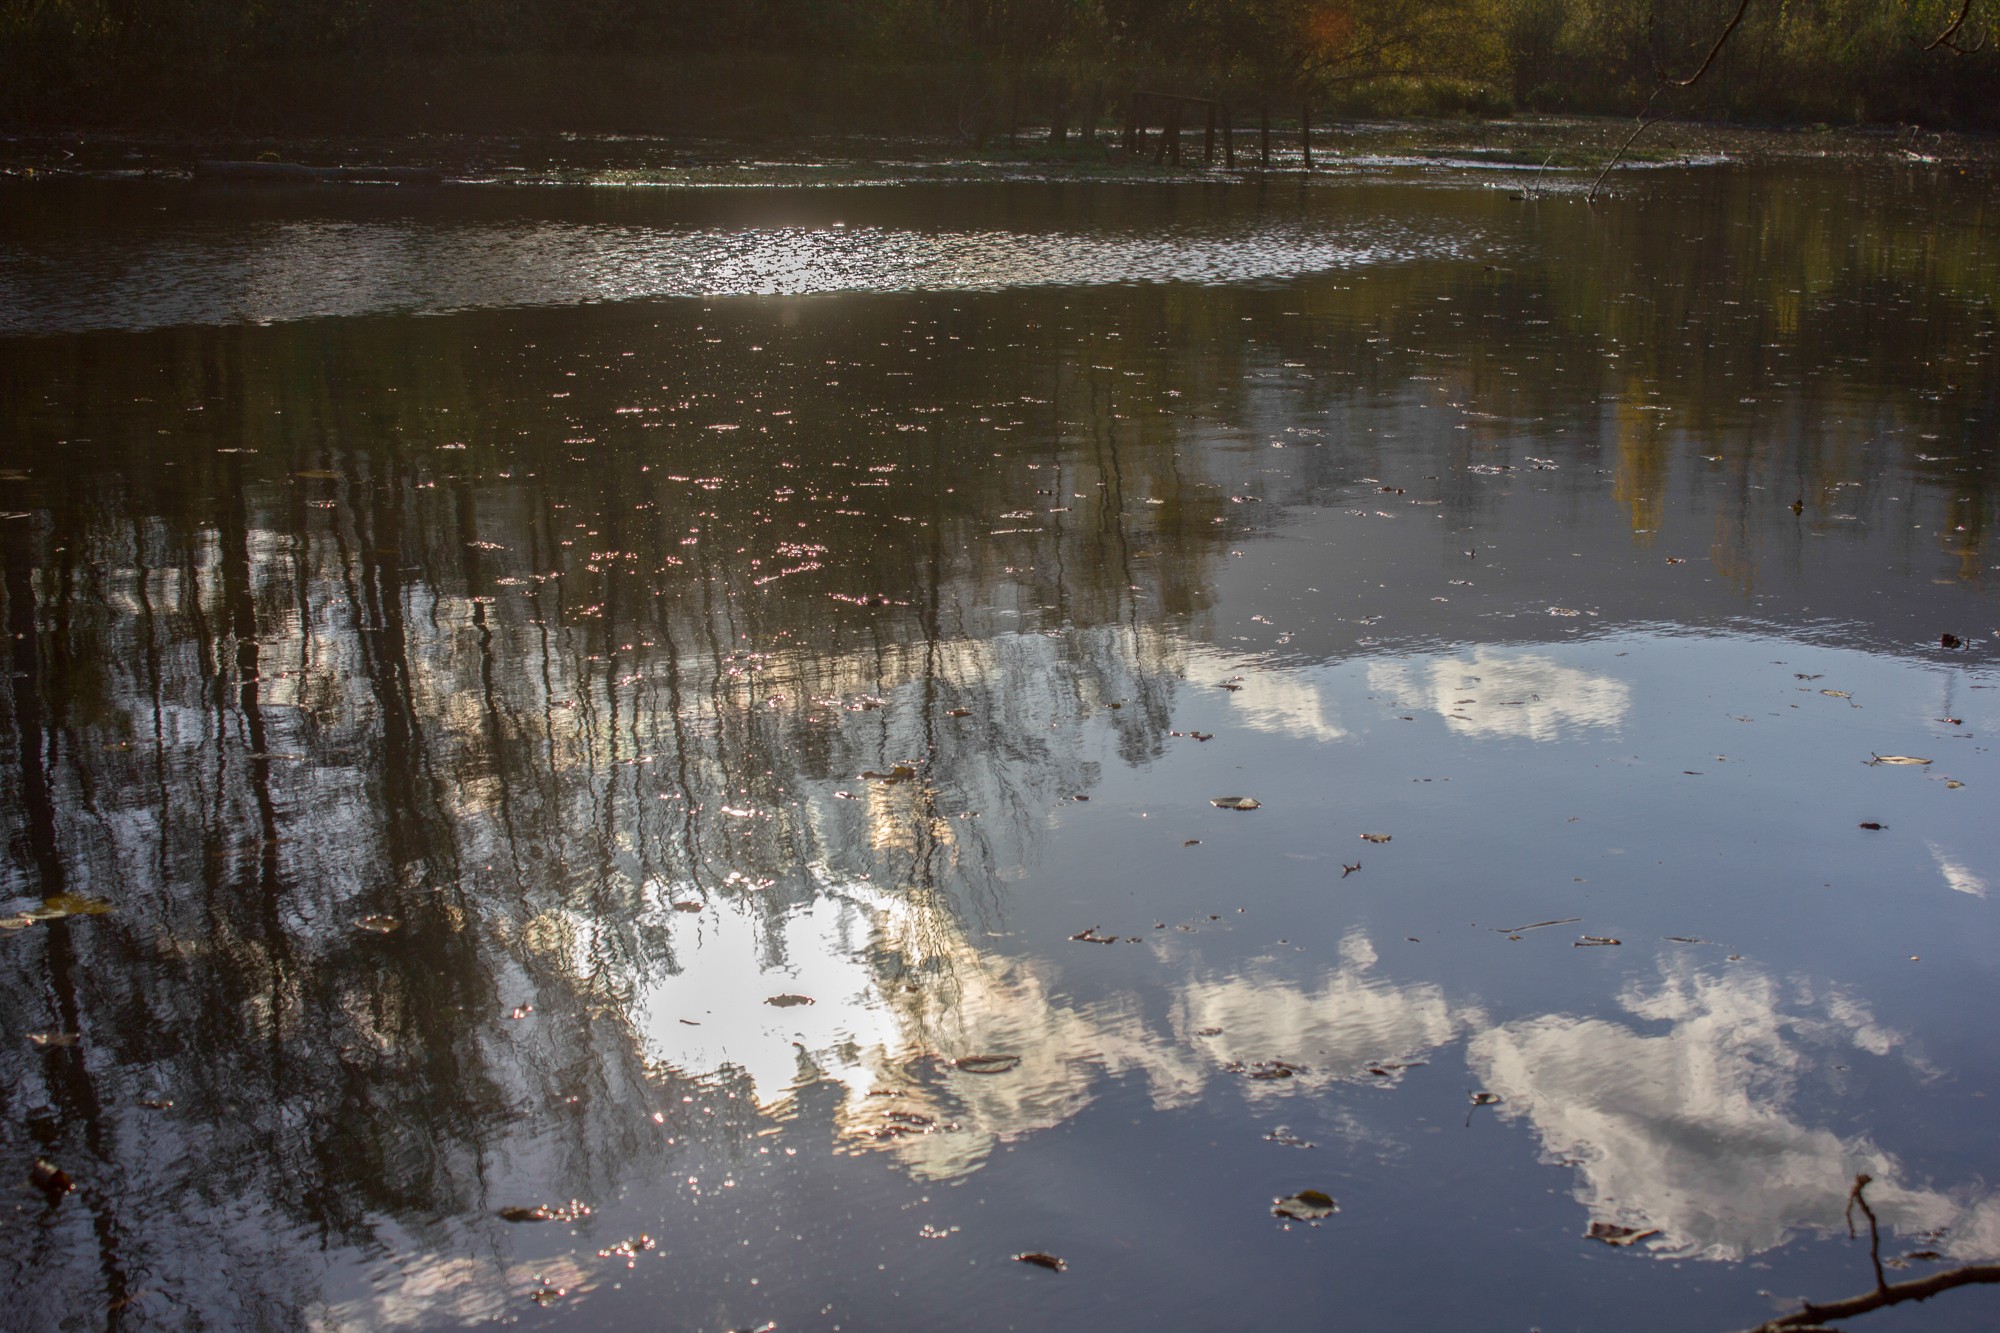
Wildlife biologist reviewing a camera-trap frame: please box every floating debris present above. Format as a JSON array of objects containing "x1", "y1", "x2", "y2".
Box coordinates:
[
  {"x1": 29, "y1": 1159, "x2": 73, "y2": 1204},
  {"x1": 1272, "y1": 1190, "x2": 1338, "y2": 1221},
  {"x1": 1575, "y1": 936, "x2": 1622, "y2": 947},
  {"x1": 765, "y1": 994, "x2": 815, "y2": 1007},
  {"x1": 20, "y1": 894, "x2": 115, "y2": 923},
  {"x1": 354, "y1": 915, "x2": 401, "y2": 934},
  {"x1": 1264, "y1": 1127, "x2": 1316, "y2": 1149},
  {"x1": 1870, "y1": 754, "x2": 1932, "y2": 766},
  {"x1": 25, "y1": 1032, "x2": 79, "y2": 1048},
  {"x1": 953, "y1": 1055, "x2": 1021, "y2": 1075},
  {"x1": 1014, "y1": 1252, "x2": 1067, "y2": 1271},
  {"x1": 1493, "y1": 918, "x2": 1581, "y2": 933},
  {"x1": 1470, "y1": 1092, "x2": 1503, "y2": 1107},
  {"x1": 1587, "y1": 1221, "x2": 1660, "y2": 1246},
  {"x1": 1359, "y1": 832, "x2": 1392, "y2": 844},
  {"x1": 501, "y1": 1200, "x2": 591, "y2": 1224},
  {"x1": 1211, "y1": 796, "x2": 1260, "y2": 810},
  {"x1": 1069, "y1": 927, "x2": 1120, "y2": 944}
]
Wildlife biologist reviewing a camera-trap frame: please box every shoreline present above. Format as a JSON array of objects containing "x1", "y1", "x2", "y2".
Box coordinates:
[{"x1": 4, "y1": 116, "x2": 1995, "y2": 190}]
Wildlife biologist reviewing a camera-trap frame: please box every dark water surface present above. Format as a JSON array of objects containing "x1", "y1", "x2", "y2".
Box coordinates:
[{"x1": 2, "y1": 155, "x2": 1998, "y2": 1332}]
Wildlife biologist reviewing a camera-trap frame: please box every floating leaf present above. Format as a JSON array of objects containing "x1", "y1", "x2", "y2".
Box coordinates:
[
  {"x1": 1945, "y1": 780, "x2": 1965, "y2": 789},
  {"x1": 1245, "y1": 1060, "x2": 1304, "y2": 1080},
  {"x1": 1359, "y1": 832, "x2": 1392, "y2": 844},
  {"x1": 1273, "y1": 1189, "x2": 1338, "y2": 1221},
  {"x1": 137, "y1": 1099, "x2": 174, "y2": 1111},
  {"x1": 765, "y1": 994, "x2": 815, "y2": 1007},
  {"x1": 29, "y1": 1159, "x2": 73, "y2": 1203},
  {"x1": 1871, "y1": 755, "x2": 1932, "y2": 766},
  {"x1": 1469, "y1": 1092, "x2": 1503, "y2": 1107},
  {"x1": 26, "y1": 1032, "x2": 79, "y2": 1048},
  {"x1": 860, "y1": 764, "x2": 917, "y2": 784},
  {"x1": 672, "y1": 900, "x2": 703, "y2": 912},
  {"x1": 1575, "y1": 936, "x2": 1622, "y2": 947},
  {"x1": 953, "y1": 1055, "x2": 1021, "y2": 1075},
  {"x1": 22, "y1": 894, "x2": 114, "y2": 922},
  {"x1": 1821, "y1": 690, "x2": 1851, "y2": 698},
  {"x1": 1211, "y1": 796, "x2": 1260, "y2": 810},
  {"x1": 354, "y1": 915, "x2": 401, "y2": 934},
  {"x1": 0, "y1": 915, "x2": 32, "y2": 931},
  {"x1": 1069, "y1": 927, "x2": 1119, "y2": 944},
  {"x1": 1014, "y1": 1252, "x2": 1066, "y2": 1271},
  {"x1": 1858, "y1": 822, "x2": 1886, "y2": 831},
  {"x1": 499, "y1": 1206, "x2": 555, "y2": 1223},
  {"x1": 944, "y1": 708, "x2": 972, "y2": 718},
  {"x1": 1264, "y1": 1127, "x2": 1316, "y2": 1149},
  {"x1": 1587, "y1": 1222, "x2": 1660, "y2": 1246}
]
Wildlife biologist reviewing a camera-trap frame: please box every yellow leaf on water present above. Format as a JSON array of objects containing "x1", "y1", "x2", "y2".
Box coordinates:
[
  {"x1": 1871, "y1": 755, "x2": 1932, "y2": 766},
  {"x1": 23, "y1": 894, "x2": 114, "y2": 922}
]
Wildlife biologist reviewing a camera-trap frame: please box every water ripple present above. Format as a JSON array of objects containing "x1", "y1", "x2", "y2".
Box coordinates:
[{"x1": 0, "y1": 217, "x2": 1479, "y2": 334}]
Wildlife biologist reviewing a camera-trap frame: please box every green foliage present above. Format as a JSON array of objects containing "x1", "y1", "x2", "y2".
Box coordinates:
[{"x1": 0, "y1": 0, "x2": 1994, "y2": 129}]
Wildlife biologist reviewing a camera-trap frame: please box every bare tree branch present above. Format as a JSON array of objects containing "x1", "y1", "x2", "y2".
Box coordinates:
[
  {"x1": 1924, "y1": 0, "x2": 1988, "y2": 53},
  {"x1": 1736, "y1": 1179, "x2": 2000, "y2": 1333},
  {"x1": 1674, "y1": 0, "x2": 1754, "y2": 86},
  {"x1": 1739, "y1": 1264, "x2": 2000, "y2": 1332}
]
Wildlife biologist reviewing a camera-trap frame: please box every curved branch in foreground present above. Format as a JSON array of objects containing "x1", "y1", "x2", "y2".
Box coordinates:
[
  {"x1": 1924, "y1": 0, "x2": 1980, "y2": 51},
  {"x1": 1675, "y1": 0, "x2": 1754, "y2": 85},
  {"x1": 1739, "y1": 1263, "x2": 2000, "y2": 1332}
]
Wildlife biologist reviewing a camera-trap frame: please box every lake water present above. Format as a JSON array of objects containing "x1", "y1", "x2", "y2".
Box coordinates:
[{"x1": 1, "y1": 142, "x2": 1997, "y2": 1332}]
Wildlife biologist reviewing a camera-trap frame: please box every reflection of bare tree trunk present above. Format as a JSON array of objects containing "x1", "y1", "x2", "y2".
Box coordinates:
[
  {"x1": 218, "y1": 451, "x2": 297, "y2": 1125},
  {"x1": 4, "y1": 514, "x2": 132, "y2": 1324}
]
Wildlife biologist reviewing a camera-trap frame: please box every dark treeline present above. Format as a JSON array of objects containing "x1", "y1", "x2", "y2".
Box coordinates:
[{"x1": 2, "y1": 0, "x2": 1997, "y2": 135}]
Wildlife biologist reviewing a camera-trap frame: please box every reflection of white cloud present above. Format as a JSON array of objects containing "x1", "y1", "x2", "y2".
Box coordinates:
[
  {"x1": 317, "y1": 1254, "x2": 589, "y2": 1331},
  {"x1": 1175, "y1": 932, "x2": 1476, "y2": 1093},
  {"x1": 610, "y1": 884, "x2": 1471, "y2": 1180},
  {"x1": 630, "y1": 882, "x2": 900, "y2": 1107},
  {"x1": 1465, "y1": 963, "x2": 1992, "y2": 1261},
  {"x1": 1369, "y1": 650, "x2": 1630, "y2": 741},
  {"x1": 1930, "y1": 842, "x2": 1989, "y2": 898},
  {"x1": 1224, "y1": 672, "x2": 1347, "y2": 742}
]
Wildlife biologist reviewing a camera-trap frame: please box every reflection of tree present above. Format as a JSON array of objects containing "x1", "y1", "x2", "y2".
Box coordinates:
[{"x1": 0, "y1": 301, "x2": 1234, "y2": 1325}]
